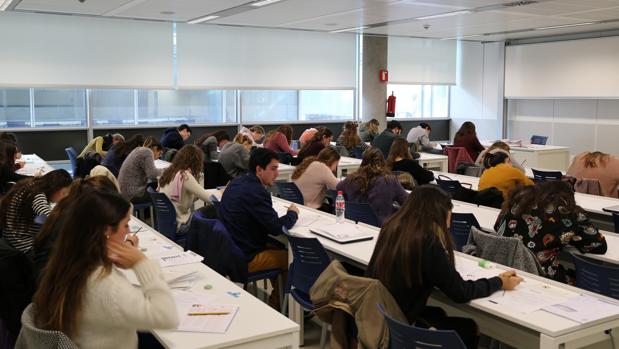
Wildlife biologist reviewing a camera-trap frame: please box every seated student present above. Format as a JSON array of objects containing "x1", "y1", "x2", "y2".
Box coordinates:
[
  {"x1": 371, "y1": 120, "x2": 403, "y2": 159},
  {"x1": 475, "y1": 141, "x2": 524, "y2": 173},
  {"x1": 264, "y1": 125, "x2": 298, "y2": 156},
  {"x1": 367, "y1": 185, "x2": 522, "y2": 349},
  {"x1": 78, "y1": 133, "x2": 116, "y2": 159},
  {"x1": 32, "y1": 188, "x2": 178, "y2": 348},
  {"x1": 239, "y1": 125, "x2": 265, "y2": 147},
  {"x1": 478, "y1": 152, "x2": 533, "y2": 200},
  {"x1": 406, "y1": 122, "x2": 442, "y2": 154},
  {"x1": 359, "y1": 118, "x2": 380, "y2": 142},
  {"x1": 292, "y1": 147, "x2": 340, "y2": 211},
  {"x1": 297, "y1": 127, "x2": 333, "y2": 161},
  {"x1": 495, "y1": 181, "x2": 607, "y2": 284},
  {"x1": 0, "y1": 141, "x2": 29, "y2": 193},
  {"x1": 299, "y1": 127, "x2": 319, "y2": 147},
  {"x1": 219, "y1": 148, "x2": 299, "y2": 309},
  {"x1": 195, "y1": 130, "x2": 231, "y2": 162},
  {"x1": 158, "y1": 145, "x2": 213, "y2": 229},
  {"x1": 219, "y1": 134, "x2": 252, "y2": 178},
  {"x1": 160, "y1": 124, "x2": 192, "y2": 150},
  {"x1": 453, "y1": 121, "x2": 485, "y2": 161},
  {"x1": 336, "y1": 147, "x2": 408, "y2": 226},
  {"x1": 0, "y1": 169, "x2": 72, "y2": 255},
  {"x1": 33, "y1": 176, "x2": 119, "y2": 280},
  {"x1": 567, "y1": 151, "x2": 619, "y2": 198},
  {"x1": 386, "y1": 138, "x2": 434, "y2": 185},
  {"x1": 336, "y1": 121, "x2": 369, "y2": 158},
  {"x1": 118, "y1": 137, "x2": 163, "y2": 203},
  {"x1": 101, "y1": 134, "x2": 145, "y2": 177},
  {"x1": 0, "y1": 132, "x2": 22, "y2": 159}
]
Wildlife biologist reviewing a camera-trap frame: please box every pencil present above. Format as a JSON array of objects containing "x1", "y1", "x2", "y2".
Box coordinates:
[
  {"x1": 187, "y1": 312, "x2": 230, "y2": 316},
  {"x1": 132, "y1": 227, "x2": 143, "y2": 236}
]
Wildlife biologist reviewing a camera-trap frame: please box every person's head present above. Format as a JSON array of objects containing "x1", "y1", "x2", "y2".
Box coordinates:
[
  {"x1": 0, "y1": 132, "x2": 18, "y2": 145},
  {"x1": 159, "y1": 145, "x2": 204, "y2": 187},
  {"x1": 234, "y1": 133, "x2": 253, "y2": 151},
  {"x1": 33, "y1": 188, "x2": 131, "y2": 337},
  {"x1": 115, "y1": 134, "x2": 144, "y2": 158},
  {"x1": 111, "y1": 133, "x2": 125, "y2": 145},
  {"x1": 347, "y1": 147, "x2": 390, "y2": 195},
  {"x1": 249, "y1": 125, "x2": 265, "y2": 142},
  {"x1": 582, "y1": 151, "x2": 610, "y2": 169},
  {"x1": 101, "y1": 134, "x2": 114, "y2": 151},
  {"x1": 371, "y1": 185, "x2": 454, "y2": 289},
  {"x1": 482, "y1": 151, "x2": 510, "y2": 169},
  {"x1": 178, "y1": 124, "x2": 192, "y2": 141},
  {"x1": 456, "y1": 121, "x2": 476, "y2": 137},
  {"x1": 143, "y1": 136, "x2": 163, "y2": 160},
  {"x1": 387, "y1": 120, "x2": 403, "y2": 135},
  {"x1": 488, "y1": 141, "x2": 510, "y2": 153},
  {"x1": 502, "y1": 181, "x2": 578, "y2": 220},
  {"x1": 0, "y1": 141, "x2": 19, "y2": 163},
  {"x1": 419, "y1": 122, "x2": 432, "y2": 132},
  {"x1": 196, "y1": 130, "x2": 231, "y2": 148},
  {"x1": 249, "y1": 148, "x2": 279, "y2": 187},
  {"x1": 292, "y1": 147, "x2": 341, "y2": 180},
  {"x1": 364, "y1": 119, "x2": 380, "y2": 134},
  {"x1": 340, "y1": 121, "x2": 362, "y2": 149},
  {"x1": 386, "y1": 138, "x2": 413, "y2": 170},
  {"x1": 277, "y1": 125, "x2": 294, "y2": 144}
]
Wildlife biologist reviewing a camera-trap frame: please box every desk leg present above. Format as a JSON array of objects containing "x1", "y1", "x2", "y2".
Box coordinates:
[
  {"x1": 440, "y1": 159, "x2": 447, "y2": 172},
  {"x1": 539, "y1": 334, "x2": 560, "y2": 349},
  {"x1": 337, "y1": 168, "x2": 343, "y2": 178},
  {"x1": 291, "y1": 329, "x2": 300, "y2": 349}
]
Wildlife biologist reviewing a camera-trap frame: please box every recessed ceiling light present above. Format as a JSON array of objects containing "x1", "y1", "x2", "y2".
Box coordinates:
[
  {"x1": 330, "y1": 26, "x2": 369, "y2": 33},
  {"x1": 535, "y1": 22, "x2": 596, "y2": 31},
  {"x1": 325, "y1": 23, "x2": 338, "y2": 27},
  {"x1": 187, "y1": 15, "x2": 220, "y2": 24},
  {"x1": 251, "y1": 0, "x2": 283, "y2": 7},
  {"x1": 415, "y1": 10, "x2": 473, "y2": 20},
  {"x1": 441, "y1": 34, "x2": 482, "y2": 40},
  {"x1": 160, "y1": 11, "x2": 175, "y2": 15},
  {"x1": 0, "y1": 0, "x2": 17, "y2": 11}
]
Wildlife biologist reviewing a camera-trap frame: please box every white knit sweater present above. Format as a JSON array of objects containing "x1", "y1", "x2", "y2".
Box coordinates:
[{"x1": 73, "y1": 259, "x2": 178, "y2": 349}]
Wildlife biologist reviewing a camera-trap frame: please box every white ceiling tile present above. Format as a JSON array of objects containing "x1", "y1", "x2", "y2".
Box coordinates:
[
  {"x1": 112, "y1": 0, "x2": 249, "y2": 22},
  {"x1": 562, "y1": 7, "x2": 619, "y2": 21},
  {"x1": 16, "y1": 0, "x2": 130, "y2": 15}
]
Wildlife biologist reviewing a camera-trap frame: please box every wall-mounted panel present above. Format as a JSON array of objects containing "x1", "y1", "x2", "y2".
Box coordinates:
[{"x1": 388, "y1": 37, "x2": 456, "y2": 85}]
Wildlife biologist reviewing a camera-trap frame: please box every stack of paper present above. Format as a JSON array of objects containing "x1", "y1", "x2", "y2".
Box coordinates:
[
  {"x1": 120, "y1": 267, "x2": 199, "y2": 289},
  {"x1": 173, "y1": 291, "x2": 239, "y2": 333},
  {"x1": 310, "y1": 222, "x2": 374, "y2": 243},
  {"x1": 159, "y1": 251, "x2": 204, "y2": 268}
]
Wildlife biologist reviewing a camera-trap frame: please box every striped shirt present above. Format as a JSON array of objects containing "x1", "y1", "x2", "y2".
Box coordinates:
[{"x1": 3, "y1": 189, "x2": 51, "y2": 254}]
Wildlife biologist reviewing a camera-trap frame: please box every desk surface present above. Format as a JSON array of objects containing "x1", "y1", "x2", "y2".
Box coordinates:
[
  {"x1": 275, "y1": 197, "x2": 619, "y2": 342},
  {"x1": 17, "y1": 154, "x2": 55, "y2": 176},
  {"x1": 155, "y1": 159, "x2": 171, "y2": 170},
  {"x1": 130, "y1": 217, "x2": 299, "y2": 349},
  {"x1": 482, "y1": 141, "x2": 569, "y2": 152}
]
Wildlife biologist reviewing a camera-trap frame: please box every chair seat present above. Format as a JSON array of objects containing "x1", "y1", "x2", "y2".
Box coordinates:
[
  {"x1": 290, "y1": 288, "x2": 315, "y2": 310},
  {"x1": 132, "y1": 201, "x2": 152, "y2": 210},
  {"x1": 247, "y1": 268, "x2": 282, "y2": 284}
]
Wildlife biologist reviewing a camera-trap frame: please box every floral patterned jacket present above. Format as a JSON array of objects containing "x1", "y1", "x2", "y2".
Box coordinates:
[{"x1": 494, "y1": 203, "x2": 607, "y2": 283}]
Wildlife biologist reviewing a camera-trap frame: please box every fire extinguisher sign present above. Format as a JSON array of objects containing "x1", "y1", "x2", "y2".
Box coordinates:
[{"x1": 379, "y1": 69, "x2": 388, "y2": 82}]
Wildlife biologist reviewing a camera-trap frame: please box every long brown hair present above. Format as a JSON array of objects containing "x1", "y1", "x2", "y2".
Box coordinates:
[
  {"x1": 277, "y1": 125, "x2": 294, "y2": 144},
  {"x1": 385, "y1": 138, "x2": 412, "y2": 170},
  {"x1": 233, "y1": 133, "x2": 252, "y2": 145},
  {"x1": 159, "y1": 145, "x2": 204, "y2": 187},
  {"x1": 362, "y1": 119, "x2": 379, "y2": 134},
  {"x1": 292, "y1": 147, "x2": 340, "y2": 180},
  {"x1": 455, "y1": 121, "x2": 476, "y2": 138},
  {"x1": 339, "y1": 122, "x2": 362, "y2": 149},
  {"x1": 347, "y1": 147, "x2": 391, "y2": 195},
  {"x1": 33, "y1": 189, "x2": 130, "y2": 337},
  {"x1": 582, "y1": 151, "x2": 609, "y2": 168},
  {"x1": 299, "y1": 127, "x2": 333, "y2": 154},
  {"x1": 369, "y1": 185, "x2": 454, "y2": 289}
]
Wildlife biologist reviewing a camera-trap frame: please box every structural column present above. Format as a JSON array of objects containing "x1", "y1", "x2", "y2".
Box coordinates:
[{"x1": 361, "y1": 35, "x2": 388, "y2": 128}]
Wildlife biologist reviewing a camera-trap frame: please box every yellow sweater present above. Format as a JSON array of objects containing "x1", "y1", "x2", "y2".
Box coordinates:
[{"x1": 478, "y1": 163, "x2": 534, "y2": 199}]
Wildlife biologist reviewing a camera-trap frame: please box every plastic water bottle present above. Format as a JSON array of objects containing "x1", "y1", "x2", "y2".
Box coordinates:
[{"x1": 335, "y1": 191, "x2": 345, "y2": 223}]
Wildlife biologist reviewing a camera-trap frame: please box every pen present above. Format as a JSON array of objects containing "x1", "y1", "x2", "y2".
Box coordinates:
[
  {"x1": 187, "y1": 312, "x2": 230, "y2": 316},
  {"x1": 132, "y1": 227, "x2": 143, "y2": 236}
]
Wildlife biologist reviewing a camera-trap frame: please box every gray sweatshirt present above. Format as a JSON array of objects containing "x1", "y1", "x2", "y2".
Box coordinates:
[
  {"x1": 118, "y1": 147, "x2": 162, "y2": 200},
  {"x1": 218, "y1": 142, "x2": 250, "y2": 178}
]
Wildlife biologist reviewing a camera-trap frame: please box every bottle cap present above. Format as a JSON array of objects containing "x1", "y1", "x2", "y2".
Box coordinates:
[{"x1": 337, "y1": 190, "x2": 343, "y2": 195}]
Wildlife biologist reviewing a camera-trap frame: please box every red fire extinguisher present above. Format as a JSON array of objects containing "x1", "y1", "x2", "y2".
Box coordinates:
[{"x1": 386, "y1": 92, "x2": 396, "y2": 117}]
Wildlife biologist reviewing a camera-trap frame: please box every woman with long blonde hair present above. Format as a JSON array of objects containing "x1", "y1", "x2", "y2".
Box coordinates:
[
  {"x1": 336, "y1": 121, "x2": 369, "y2": 158},
  {"x1": 292, "y1": 147, "x2": 340, "y2": 211}
]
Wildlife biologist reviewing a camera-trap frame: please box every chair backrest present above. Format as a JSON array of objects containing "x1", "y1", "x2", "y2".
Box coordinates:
[
  {"x1": 377, "y1": 304, "x2": 466, "y2": 349},
  {"x1": 203, "y1": 161, "x2": 231, "y2": 189},
  {"x1": 463, "y1": 165, "x2": 484, "y2": 177},
  {"x1": 613, "y1": 213, "x2": 619, "y2": 234},
  {"x1": 287, "y1": 235, "x2": 331, "y2": 295},
  {"x1": 530, "y1": 135, "x2": 548, "y2": 145},
  {"x1": 531, "y1": 168, "x2": 563, "y2": 182},
  {"x1": 64, "y1": 147, "x2": 78, "y2": 177},
  {"x1": 274, "y1": 182, "x2": 304, "y2": 205},
  {"x1": 436, "y1": 176, "x2": 463, "y2": 197},
  {"x1": 14, "y1": 304, "x2": 78, "y2": 349},
  {"x1": 444, "y1": 147, "x2": 474, "y2": 173},
  {"x1": 345, "y1": 201, "x2": 380, "y2": 227},
  {"x1": 148, "y1": 191, "x2": 178, "y2": 241},
  {"x1": 572, "y1": 253, "x2": 619, "y2": 300},
  {"x1": 450, "y1": 213, "x2": 480, "y2": 251}
]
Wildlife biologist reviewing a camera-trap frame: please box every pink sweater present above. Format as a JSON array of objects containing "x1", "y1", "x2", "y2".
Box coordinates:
[
  {"x1": 566, "y1": 153, "x2": 619, "y2": 198},
  {"x1": 293, "y1": 162, "x2": 339, "y2": 209},
  {"x1": 265, "y1": 132, "x2": 298, "y2": 156}
]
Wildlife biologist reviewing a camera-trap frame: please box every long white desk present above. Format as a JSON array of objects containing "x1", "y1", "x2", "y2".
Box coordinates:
[
  {"x1": 417, "y1": 152, "x2": 448, "y2": 172},
  {"x1": 129, "y1": 217, "x2": 300, "y2": 349},
  {"x1": 482, "y1": 142, "x2": 571, "y2": 171},
  {"x1": 16, "y1": 154, "x2": 55, "y2": 176},
  {"x1": 275, "y1": 197, "x2": 619, "y2": 349}
]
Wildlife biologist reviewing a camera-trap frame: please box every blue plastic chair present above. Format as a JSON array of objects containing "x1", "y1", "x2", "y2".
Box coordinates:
[
  {"x1": 531, "y1": 168, "x2": 563, "y2": 182},
  {"x1": 530, "y1": 135, "x2": 548, "y2": 145},
  {"x1": 275, "y1": 182, "x2": 304, "y2": 205},
  {"x1": 284, "y1": 235, "x2": 331, "y2": 349},
  {"x1": 571, "y1": 253, "x2": 619, "y2": 300},
  {"x1": 64, "y1": 147, "x2": 78, "y2": 177},
  {"x1": 377, "y1": 304, "x2": 466, "y2": 349},
  {"x1": 148, "y1": 191, "x2": 180, "y2": 242},
  {"x1": 345, "y1": 201, "x2": 380, "y2": 227},
  {"x1": 613, "y1": 213, "x2": 619, "y2": 234},
  {"x1": 450, "y1": 213, "x2": 481, "y2": 251}
]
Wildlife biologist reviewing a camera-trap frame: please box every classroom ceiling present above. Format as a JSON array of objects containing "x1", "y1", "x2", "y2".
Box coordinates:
[{"x1": 8, "y1": 0, "x2": 619, "y2": 41}]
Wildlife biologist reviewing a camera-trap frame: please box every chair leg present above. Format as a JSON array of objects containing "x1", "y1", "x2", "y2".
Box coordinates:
[
  {"x1": 282, "y1": 292, "x2": 288, "y2": 315},
  {"x1": 278, "y1": 274, "x2": 284, "y2": 315},
  {"x1": 319, "y1": 322, "x2": 328, "y2": 349}
]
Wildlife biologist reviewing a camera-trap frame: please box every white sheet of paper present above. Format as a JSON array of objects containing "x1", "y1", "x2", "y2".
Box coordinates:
[
  {"x1": 543, "y1": 295, "x2": 619, "y2": 323},
  {"x1": 173, "y1": 291, "x2": 238, "y2": 333},
  {"x1": 294, "y1": 214, "x2": 321, "y2": 228},
  {"x1": 310, "y1": 222, "x2": 374, "y2": 241},
  {"x1": 159, "y1": 251, "x2": 204, "y2": 268},
  {"x1": 484, "y1": 278, "x2": 579, "y2": 315},
  {"x1": 119, "y1": 267, "x2": 199, "y2": 289}
]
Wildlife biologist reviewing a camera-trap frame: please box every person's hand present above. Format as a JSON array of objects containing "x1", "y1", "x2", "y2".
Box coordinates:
[
  {"x1": 287, "y1": 203, "x2": 300, "y2": 215},
  {"x1": 107, "y1": 238, "x2": 146, "y2": 269},
  {"x1": 498, "y1": 270, "x2": 523, "y2": 290},
  {"x1": 125, "y1": 234, "x2": 140, "y2": 248}
]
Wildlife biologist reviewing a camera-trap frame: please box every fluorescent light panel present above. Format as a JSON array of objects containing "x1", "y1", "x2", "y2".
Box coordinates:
[
  {"x1": 251, "y1": 0, "x2": 283, "y2": 7},
  {"x1": 330, "y1": 26, "x2": 369, "y2": 33},
  {"x1": 441, "y1": 34, "x2": 481, "y2": 40},
  {"x1": 416, "y1": 10, "x2": 472, "y2": 20},
  {"x1": 0, "y1": 0, "x2": 16, "y2": 11},
  {"x1": 535, "y1": 22, "x2": 596, "y2": 31},
  {"x1": 187, "y1": 15, "x2": 220, "y2": 24}
]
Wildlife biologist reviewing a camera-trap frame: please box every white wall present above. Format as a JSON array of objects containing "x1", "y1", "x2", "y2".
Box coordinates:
[
  {"x1": 507, "y1": 99, "x2": 619, "y2": 157},
  {"x1": 449, "y1": 41, "x2": 505, "y2": 141}
]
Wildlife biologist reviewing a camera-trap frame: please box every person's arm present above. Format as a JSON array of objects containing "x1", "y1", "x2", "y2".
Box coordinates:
[
  {"x1": 32, "y1": 193, "x2": 52, "y2": 217},
  {"x1": 320, "y1": 163, "x2": 339, "y2": 190},
  {"x1": 104, "y1": 259, "x2": 179, "y2": 329},
  {"x1": 424, "y1": 237, "x2": 502, "y2": 303},
  {"x1": 248, "y1": 189, "x2": 297, "y2": 236},
  {"x1": 4, "y1": 166, "x2": 29, "y2": 182},
  {"x1": 390, "y1": 177, "x2": 409, "y2": 205},
  {"x1": 275, "y1": 133, "x2": 298, "y2": 156},
  {"x1": 570, "y1": 211, "x2": 608, "y2": 254},
  {"x1": 405, "y1": 160, "x2": 434, "y2": 185},
  {"x1": 509, "y1": 154, "x2": 525, "y2": 173},
  {"x1": 94, "y1": 137, "x2": 105, "y2": 156},
  {"x1": 420, "y1": 134, "x2": 436, "y2": 149},
  {"x1": 472, "y1": 135, "x2": 485, "y2": 153},
  {"x1": 142, "y1": 150, "x2": 163, "y2": 181},
  {"x1": 183, "y1": 173, "x2": 213, "y2": 205},
  {"x1": 236, "y1": 147, "x2": 250, "y2": 171}
]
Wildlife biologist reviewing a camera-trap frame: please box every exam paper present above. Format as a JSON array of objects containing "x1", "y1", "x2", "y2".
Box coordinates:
[
  {"x1": 484, "y1": 278, "x2": 579, "y2": 315},
  {"x1": 543, "y1": 295, "x2": 619, "y2": 323},
  {"x1": 159, "y1": 251, "x2": 204, "y2": 268},
  {"x1": 173, "y1": 291, "x2": 239, "y2": 333}
]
